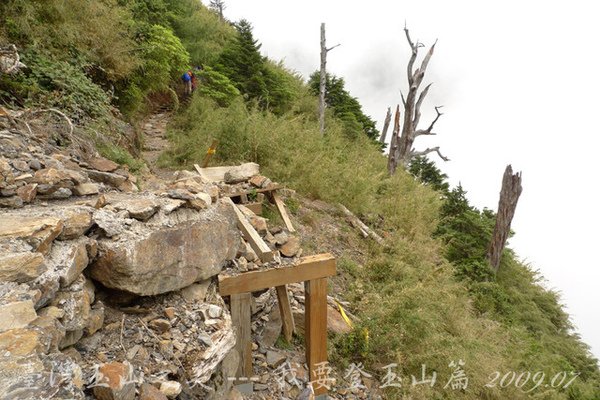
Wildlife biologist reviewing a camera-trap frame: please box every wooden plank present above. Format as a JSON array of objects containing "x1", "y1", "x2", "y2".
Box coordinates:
[
  {"x1": 305, "y1": 277, "x2": 329, "y2": 396},
  {"x1": 224, "y1": 198, "x2": 274, "y2": 263},
  {"x1": 276, "y1": 285, "x2": 295, "y2": 342},
  {"x1": 201, "y1": 139, "x2": 218, "y2": 168},
  {"x1": 219, "y1": 253, "x2": 336, "y2": 296},
  {"x1": 270, "y1": 192, "x2": 295, "y2": 233},
  {"x1": 244, "y1": 202, "x2": 263, "y2": 215},
  {"x1": 230, "y1": 292, "x2": 253, "y2": 377},
  {"x1": 223, "y1": 184, "x2": 282, "y2": 198},
  {"x1": 194, "y1": 162, "x2": 260, "y2": 183}
]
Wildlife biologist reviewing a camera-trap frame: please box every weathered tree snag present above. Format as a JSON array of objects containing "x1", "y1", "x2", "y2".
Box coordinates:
[
  {"x1": 389, "y1": 26, "x2": 449, "y2": 174},
  {"x1": 386, "y1": 105, "x2": 401, "y2": 175},
  {"x1": 379, "y1": 107, "x2": 392, "y2": 144},
  {"x1": 209, "y1": 0, "x2": 226, "y2": 20},
  {"x1": 318, "y1": 23, "x2": 340, "y2": 135},
  {"x1": 487, "y1": 165, "x2": 523, "y2": 273}
]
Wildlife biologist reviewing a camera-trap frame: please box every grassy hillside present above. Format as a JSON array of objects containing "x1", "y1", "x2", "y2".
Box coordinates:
[{"x1": 1, "y1": 1, "x2": 599, "y2": 398}]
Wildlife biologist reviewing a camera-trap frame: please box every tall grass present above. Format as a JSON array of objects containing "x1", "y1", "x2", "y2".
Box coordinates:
[{"x1": 164, "y1": 94, "x2": 600, "y2": 399}]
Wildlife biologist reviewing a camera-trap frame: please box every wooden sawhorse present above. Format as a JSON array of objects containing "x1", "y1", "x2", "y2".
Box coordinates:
[{"x1": 218, "y1": 253, "x2": 336, "y2": 397}]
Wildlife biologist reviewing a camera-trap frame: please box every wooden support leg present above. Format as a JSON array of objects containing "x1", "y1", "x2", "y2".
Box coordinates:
[
  {"x1": 230, "y1": 293, "x2": 253, "y2": 378},
  {"x1": 276, "y1": 285, "x2": 295, "y2": 342},
  {"x1": 305, "y1": 278, "x2": 328, "y2": 396},
  {"x1": 270, "y1": 192, "x2": 296, "y2": 233}
]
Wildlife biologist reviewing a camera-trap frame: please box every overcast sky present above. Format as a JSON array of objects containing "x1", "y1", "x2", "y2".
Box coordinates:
[{"x1": 205, "y1": 0, "x2": 600, "y2": 358}]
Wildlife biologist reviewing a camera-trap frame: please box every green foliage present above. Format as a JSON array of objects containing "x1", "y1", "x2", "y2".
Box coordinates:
[
  {"x1": 197, "y1": 66, "x2": 240, "y2": 106},
  {"x1": 308, "y1": 72, "x2": 379, "y2": 140},
  {"x1": 19, "y1": 53, "x2": 111, "y2": 120},
  {"x1": 1, "y1": 0, "x2": 138, "y2": 81},
  {"x1": 214, "y1": 20, "x2": 297, "y2": 113},
  {"x1": 97, "y1": 142, "x2": 145, "y2": 173},
  {"x1": 408, "y1": 156, "x2": 450, "y2": 193}
]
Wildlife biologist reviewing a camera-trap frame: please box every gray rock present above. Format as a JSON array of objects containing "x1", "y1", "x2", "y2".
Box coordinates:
[{"x1": 89, "y1": 201, "x2": 240, "y2": 296}]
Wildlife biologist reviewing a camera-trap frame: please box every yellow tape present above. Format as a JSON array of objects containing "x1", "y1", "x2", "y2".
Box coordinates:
[
  {"x1": 207, "y1": 148, "x2": 216, "y2": 154},
  {"x1": 335, "y1": 300, "x2": 354, "y2": 329}
]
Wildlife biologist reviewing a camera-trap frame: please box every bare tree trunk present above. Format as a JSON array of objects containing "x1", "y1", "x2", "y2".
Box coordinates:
[
  {"x1": 387, "y1": 105, "x2": 401, "y2": 175},
  {"x1": 378, "y1": 107, "x2": 392, "y2": 144},
  {"x1": 388, "y1": 26, "x2": 448, "y2": 174},
  {"x1": 487, "y1": 165, "x2": 523, "y2": 273},
  {"x1": 318, "y1": 23, "x2": 340, "y2": 135},
  {"x1": 319, "y1": 23, "x2": 327, "y2": 134}
]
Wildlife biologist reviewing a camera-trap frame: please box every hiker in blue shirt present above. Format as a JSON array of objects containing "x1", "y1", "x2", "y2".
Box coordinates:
[{"x1": 182, "y1": 71, "x2": 192, "y2": 95}]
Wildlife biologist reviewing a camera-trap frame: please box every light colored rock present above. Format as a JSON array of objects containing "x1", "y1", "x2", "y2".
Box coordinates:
[
  {"x1": 86, "y1": 304, "x2": 104, "y2": 336},
  {"x1": 16, "y1": 183, "x2": 37, "y2": 203},
  {"x1": 88, "y1": 157, "x2": 119, "y2": 172},
  {"x1": 223, "y1": 163, "x2": 261, "y2": 184},
  {"x1": 149, "y1": 318, "x2": 171, "y2": 333},
  {"x1": 207, "y1": 304, "x2": 222, "y2": 318},
  {"x1": 179, "y1": 280, "x2": 210, "y2": 302},
  {"x1": 59, "y1": 329, "x2": 83, "y2": 349},
  {"x1": 140, "y1": 383, "x2": 168, "y2": 400},
  {"x1": 249, "y1": 215, "x2": 268, "y2": 234},
  {"x1": 114, "y1": 198, "x2": 160, "y2": 221},
  {"x1": 280, "y1": 236, "x2": 301, "y2": 257},
  {"x1": 266, "y1": 350, "x2": 286, "y2": 368},
  {"x1": 50, "y1": 287, "x2": 91, "y2": 331},
  {"x1": 92, "y1": 362, "x2": 135, "y2": 400},
  {"x1": 85, "y1": 169, "x2": 127, "y2": 188},
  {"x1": 47, "y1": 238, "x2": 90, "y2": 287},
  {"x1": 0, "y1": 300, "x2": 37, "y2": 332},
  {"x1": 0, "y1": 328, "x2": 44, "y2": 357},
  {"x1": 188, "y1": 192, "x2": 212, "y2": 210},
  {"x1": 198, "y1": 162, "x2": 259, "y2": 183},
  {"x1": 274, "y1": 231, "x2": 289, "y2": 246},
  {"x1": 0, "y1": 252, "x2": 46, "y2": 283},
  {"x1": 55, "y1": 210, "x2": 94, "y2": 243},
  {"x1": 161, "y1": 199, "x2": 185, "y2": 214},
  {"x1": 72, "y1": 182, "x2": 99, "y2": 196},
  {"x1": 30, "y1": 314, "x2": 66, "y2": 352},
  {"x1": 89, "y1": 202, "x2": 239, "y2": 296},
  {"x1": 159, "y1": 381, "x2": 182, "y2": 399},
  {"x1": 0, "y1": 196, "x2": 23, "y2": 208},
  {"x1": 241, "y1": 241, "x2": 257, "y2": 262},
  {"x1": 0, "y1": 215, "x2": 63, "y2": 254}
]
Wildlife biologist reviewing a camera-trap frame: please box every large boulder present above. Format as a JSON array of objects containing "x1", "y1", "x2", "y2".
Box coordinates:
[{"x1": 89, "y1": 200, "x2": 239, "y2": 296}]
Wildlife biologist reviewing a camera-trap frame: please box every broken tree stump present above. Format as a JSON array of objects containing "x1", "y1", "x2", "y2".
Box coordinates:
[{"x1": 487, "y1": 165, "x2": 523, "y2": 272}]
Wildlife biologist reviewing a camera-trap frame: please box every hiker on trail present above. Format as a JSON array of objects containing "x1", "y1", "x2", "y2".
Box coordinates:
[
  {"x1": 190, "y1": 69, "x2": 198, "y2": 93},
  {"x1": 181, "y1": 70, "x2": 192, "y2": 95}
]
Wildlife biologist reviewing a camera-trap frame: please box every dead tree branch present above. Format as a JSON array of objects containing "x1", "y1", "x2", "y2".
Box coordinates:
[
  {"x1": 487, "y1": 165, "x2": 523, "y2": 272},
  {"x1": 388, "y1": 27, "x2": 447, "y2": 174},
  {"x1": 379, "y1": 107, "x2": 392, "y2": 144},
  {"x1": 319, "y1": 23, "x2": 341, "y2": 135},
  {"x1": 386, "y1": 105, "x2": 401, "y2": 174}
]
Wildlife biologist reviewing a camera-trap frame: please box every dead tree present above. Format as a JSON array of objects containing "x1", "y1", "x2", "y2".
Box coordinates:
[
  {"x1": 209, "y1": 0, "x2": 226, "y2": 20},
  {"x1": 318, "y1": 23, "x2": 340, "y2": 134},
  {"x1": 389, "y1": 26, "x2": 448, "y2": 174},
  {"x1": 487, "y1": 165, "x2": 523, "y2": 273},
  {"x1": 378, "y1": 107, "x2": 392, "y2": 144},
  {"x1": 386, "y1": 105, "x2": 401, "y2": 174}
]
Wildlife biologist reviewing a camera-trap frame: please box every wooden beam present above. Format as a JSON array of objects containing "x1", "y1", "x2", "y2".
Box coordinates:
[
  {"x1": 224, "y1": 198, "x2": 274, "y2": 263},
  {"x1": 219, "y1": 253, "x2": 336, "y2": 296},
  {"x1": 305, "y1": 277, "x2": 328, "y2": 397},
  {"x1": 230, "y1": 293, "x2": 253, "y2": 377},
  {"x1": 276, "y1": 285, "x2": 295, "y2": 342},
  {"x1": 270, "y1": 192, "x2": 295, "y2": 233}
]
